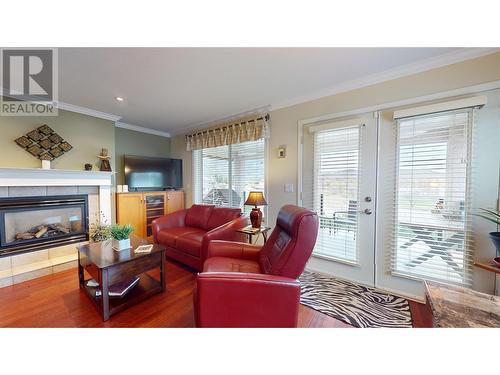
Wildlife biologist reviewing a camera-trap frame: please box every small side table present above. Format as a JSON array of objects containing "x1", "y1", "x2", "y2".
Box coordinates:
[{"x1": 237, "y1": 225, "x2": 271, "y2": 244}]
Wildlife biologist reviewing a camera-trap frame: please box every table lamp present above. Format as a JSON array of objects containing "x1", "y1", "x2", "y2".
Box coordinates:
[{"x1": 244, "y1": 191, "x2": 268, "y2": 228}]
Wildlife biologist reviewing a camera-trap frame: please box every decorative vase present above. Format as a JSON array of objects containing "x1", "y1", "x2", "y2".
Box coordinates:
[
  {"x1": 112, "y1": 238, "x2": 131, "y2": 251},
  {"x1": 250, "y1": 208, "x2": 263, "y2": 228},
  {"x1": 489, "y1": 232, "x2": 500, "y2": 258}
]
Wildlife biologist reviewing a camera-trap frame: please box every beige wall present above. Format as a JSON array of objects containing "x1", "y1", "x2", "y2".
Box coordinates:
[
  {"x1": 173, "y1": 52, "x2": 500, "y2": 222},
  {"x1": 114, "y1": 127, "x2": 171, "y2": 185},
  {"x1": 170, "y1": 135, "x2": 192, "y2": 199},
  {"x1": 0, "y1": 108, "x2": 116, "y2": 173},
  {"x1": 266, "y1": 52, "x2": 500, "y2": 226},
  {"x1": 171, "y1": 51, "x2": 500, "y2": 294}
]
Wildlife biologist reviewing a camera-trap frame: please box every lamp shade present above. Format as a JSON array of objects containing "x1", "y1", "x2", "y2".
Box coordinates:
[{"x1": 244, "y1": 191, "x2": 267, "y2": 207}]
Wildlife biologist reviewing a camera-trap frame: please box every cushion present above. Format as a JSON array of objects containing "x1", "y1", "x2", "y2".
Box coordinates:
[
  {"x1": 156, "y1": 227, "x2": 201, "y2": 248},
  {"x1": 176, "y1": 230, "x2": 206, "y2": 257},
  {"x1": 203, "y1": 256, "x2": 261, "y2": 274},
  {"x1": 185, "y1": 204, "x2": 214, "y2": 230},
  {"x1": 205, "y1": 207, "x2": 241, "y2": 231}
]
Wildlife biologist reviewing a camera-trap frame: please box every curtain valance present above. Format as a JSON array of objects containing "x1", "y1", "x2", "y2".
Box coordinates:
[{"x1": 185, "y1": 113, "x2": 270, "y2": 151}]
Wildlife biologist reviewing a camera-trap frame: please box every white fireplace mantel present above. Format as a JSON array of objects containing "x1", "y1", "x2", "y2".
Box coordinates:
[
  {"x1": 0, "y1": 167, "x2": 114, "y2": 223},
  {"x1": 0, "y1": 167, "x2": 113, "y2": 187}
]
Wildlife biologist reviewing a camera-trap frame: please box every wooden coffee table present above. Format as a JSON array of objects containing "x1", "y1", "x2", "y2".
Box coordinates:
[{"x1": 77, "y1": 235, "x2": 166, "y2": 321}]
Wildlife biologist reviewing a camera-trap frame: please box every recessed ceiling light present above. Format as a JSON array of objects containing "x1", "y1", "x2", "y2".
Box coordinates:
[{"x1": 115, "y1": 97, "x2": 124, "y2": 102}]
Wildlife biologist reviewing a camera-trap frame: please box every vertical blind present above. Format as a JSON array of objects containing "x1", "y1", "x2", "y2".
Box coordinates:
[
  {"x1": 391, "y1": 109, "x2": 474, "y2": 285},
  {"x1": 306, "y1": 125, "x2": 361, "y2": 262},
  {"x1": 193, "y1": 139, "x2": 265, "y2": 214}
]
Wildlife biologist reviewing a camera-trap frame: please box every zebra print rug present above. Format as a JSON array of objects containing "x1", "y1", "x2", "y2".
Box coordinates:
[{"x1": 299, "y1": 271, "x2": 413, "y2": 328}]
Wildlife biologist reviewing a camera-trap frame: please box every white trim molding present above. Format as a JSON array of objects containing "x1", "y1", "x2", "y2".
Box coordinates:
[
  {"x1": 0, "y1": 87, "x2": 122, "y2": 122},
  {"x1": 308, "y1": 117, "x2": 366, "y2": 133},
  {"x1": 115, "y1": 121, "x2": 171, "y2": 138},
  {"x1": 0, "y1": 167, "x2": 113, "y2": 187},
  {"x1": 1, "y1": 88, "x2": 173, "y2": 138},
  {"x1": 393, "y1": 95, "x2": 487, "y2": 119},
  {"x1": 298, "y1": 80, "x2": 500, "y2": 127},
  {"x1": 55, "y1": 101, "x2": 122, "y2": 122},
  {"x1": 273, "y1": 48, "x2": 499, "y2": 112}
]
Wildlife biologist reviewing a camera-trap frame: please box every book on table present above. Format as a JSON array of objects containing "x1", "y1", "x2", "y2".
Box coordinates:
[
  {"x1": 242, "y1": 225, "x2": 261, "y2": 234},
  {"x1": 89, "y1": 276, "x2": 140, "y2": 298}
]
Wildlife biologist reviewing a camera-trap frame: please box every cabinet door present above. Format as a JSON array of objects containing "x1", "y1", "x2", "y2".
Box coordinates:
[
  {"x1": 143, "y1": 193, "x2": 166, "y2": 240},
  {"x1": 116, "y1": 193, "x2": 145, "y2": 238},
  {"x1": 166, "y1": 191, "x2": 184, "y2": 214}
]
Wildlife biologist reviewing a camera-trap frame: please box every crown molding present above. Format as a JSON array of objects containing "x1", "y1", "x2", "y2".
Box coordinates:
[
  {"x1": 1, "y1": 87, "x2": 122, "y2": 122},
  {"x1": 1, "y1": 87, "x2": 171, "y2": 138},
  {"x1": 55, "y1": 101, "x2": 122, "y2": 122},
  {"x1": 271, "y1": 47, "x2": 500, "y2": 111},
  {"x1": 115, "y1": 121, "x2": 171, "y2": 138}
]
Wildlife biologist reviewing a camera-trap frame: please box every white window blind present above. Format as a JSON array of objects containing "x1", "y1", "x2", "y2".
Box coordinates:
[
  {"x1": 308, "y1": 126, "x2": 360, "y2": 262},
  {"x1": 392, "y1": 109, "x2": 473, "y2": 285},
  {"x1": 193, "y1": 139, "x2": 265, "y2": 214}
]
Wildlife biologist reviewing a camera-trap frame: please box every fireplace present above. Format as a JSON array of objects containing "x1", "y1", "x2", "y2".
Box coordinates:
[{"x1": 0, "y1": 195, "x2": 89, "y2": 257}]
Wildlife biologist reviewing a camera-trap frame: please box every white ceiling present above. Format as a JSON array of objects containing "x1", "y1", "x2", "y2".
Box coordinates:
[{"x1": 58, "y1": 48, "x2": 490, "y2": 136}]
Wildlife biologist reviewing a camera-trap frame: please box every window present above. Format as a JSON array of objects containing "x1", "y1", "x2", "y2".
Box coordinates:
[
  {"x1": 310, "y1": 125, "x2": 360, "y2": 262},
  {"x1": 392, "y1": 109, "x2": 473, "y2": 285},
  {"x1": 193, "y1": 139, "x2": 266, "y2": 214}
]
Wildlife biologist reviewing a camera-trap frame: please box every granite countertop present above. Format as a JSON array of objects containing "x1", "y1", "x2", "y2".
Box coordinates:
[{"x1": 425, "y1": 281, "x2": 500, "y2": 328}]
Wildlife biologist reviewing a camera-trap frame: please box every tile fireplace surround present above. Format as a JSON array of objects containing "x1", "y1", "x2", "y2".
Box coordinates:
[{"x1": 0, "y1": 168, "x2": 113, "y2": 288}]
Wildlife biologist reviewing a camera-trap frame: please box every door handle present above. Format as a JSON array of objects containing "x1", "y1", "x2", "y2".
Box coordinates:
[{"x1": 364, "y1": 208, "x2": 372, "y2": 215}]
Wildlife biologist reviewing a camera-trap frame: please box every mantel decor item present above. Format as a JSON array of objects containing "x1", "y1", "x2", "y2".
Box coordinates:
[
  {"x1": 110, "y1": 224, "x2": 134, "y2": 251},
  {"x1": 14, "y1": 124, "x2": 73, "y2": 166},
  {"x1": 84, "y1": 163, "x2": 93, "y2": 171},
  {"x1": 244, "y1": 191, "x2": 268, "y2": 228},
  {"x1": 475, "y1": 208, "x2": 500, "y2": 258},
  {"x1": 98, "y1": 148, "x2": 112, "y2": 172},
  {"x1": 41, "y1": 160, "x2": 51, "y2": 169}
]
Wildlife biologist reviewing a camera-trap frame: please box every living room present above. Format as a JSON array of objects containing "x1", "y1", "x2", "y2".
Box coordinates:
[{"x1": 1, "y1": 1, "x2": 499, "y2": 374}]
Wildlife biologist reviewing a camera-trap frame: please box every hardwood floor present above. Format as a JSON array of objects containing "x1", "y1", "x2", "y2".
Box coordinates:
[{"x1": 0, "y1": 260, "x2": 432, "y2": 328}]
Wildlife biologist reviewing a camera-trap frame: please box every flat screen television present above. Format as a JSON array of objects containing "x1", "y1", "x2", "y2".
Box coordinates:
[{"x1": 124, "y1": 155, "x2": 183, "y2": 191}]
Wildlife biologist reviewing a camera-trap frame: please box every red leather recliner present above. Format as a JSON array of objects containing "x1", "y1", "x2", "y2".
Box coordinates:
[
  {"x1": 152, "y1": 204, "x2": 249, "y2": 270},
  {"x1": 194, "y1": 204, "x2": 319, "y2": 328}
]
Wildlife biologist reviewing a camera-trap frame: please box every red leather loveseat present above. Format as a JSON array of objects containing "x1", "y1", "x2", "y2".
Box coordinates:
[
  {"x1": 152, "y1": 204, "x2": 248, "y2": 270},
  {"x1": 194, "y1": 205, "x2": 319, "y2": 327}
]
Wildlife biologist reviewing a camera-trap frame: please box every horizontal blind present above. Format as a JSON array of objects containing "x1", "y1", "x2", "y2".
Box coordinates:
[
  {"x1": 308, "y1": 126, "x2": 360, "y2": 262},
  {"x1": 194, "y1": 145, "x2": 230, "y2": 206},
  {"x1": 230, "y1": 139, "x2": 265, "y2": 215},
  {"x1": 391, "y1": 109, "x2": 473, "y2": 285},
  {"x1": 193, "y1": 139, "x2": 265, "y2": 213}
]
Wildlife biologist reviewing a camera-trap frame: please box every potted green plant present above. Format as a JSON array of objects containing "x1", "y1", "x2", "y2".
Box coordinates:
[
  {"x1": 110, "y1": 224, "x2": 134, "y2": 251},
  {"x1": 475, "y1": 208, "x2": 500, "y2": 257},
  {"x1": 89, "y1": 213, "x2": 112, "y2": 242}
]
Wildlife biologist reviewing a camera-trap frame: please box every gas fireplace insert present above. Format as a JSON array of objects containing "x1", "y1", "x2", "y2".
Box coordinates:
[{"x1": 0, "y1": 195, "x2": 89, "y2": 257}]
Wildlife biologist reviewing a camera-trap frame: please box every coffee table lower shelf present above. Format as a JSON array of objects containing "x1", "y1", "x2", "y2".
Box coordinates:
[{"x1": 83, "y1": 273, "x2": 162, "y2": 318}]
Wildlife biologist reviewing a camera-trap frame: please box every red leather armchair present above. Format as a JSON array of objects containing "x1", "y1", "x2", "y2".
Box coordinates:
[
  {"x1": 194, "y1": 205, "x2": 319, "y2": 327},
  {"x1": 152, "y1": 204, "x2": 249, "y2": 270}
]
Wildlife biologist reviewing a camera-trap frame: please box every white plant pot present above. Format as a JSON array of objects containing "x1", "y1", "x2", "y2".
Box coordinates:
[{"x1": 112, "y1": 238, "x2": 131, "y2": 251}]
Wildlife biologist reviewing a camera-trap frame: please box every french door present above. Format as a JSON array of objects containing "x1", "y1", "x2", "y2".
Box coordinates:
[
  {"x1": 300, "y1": 115, "x2": 377, "y2": 286},
  {"x1": 300, "y1": 103, "x2": 478, "y2": 300}
]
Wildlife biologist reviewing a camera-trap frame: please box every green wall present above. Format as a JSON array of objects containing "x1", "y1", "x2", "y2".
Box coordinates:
[
  {"x1": 114, "y1": 127, "x2": 171, "y2": 185},
  {"x1": 0, "y1": 107, "x2": 115, "y2": 172},
  {"x1": 0, "y1": 106, "x2": 172, "y2": 186}
]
